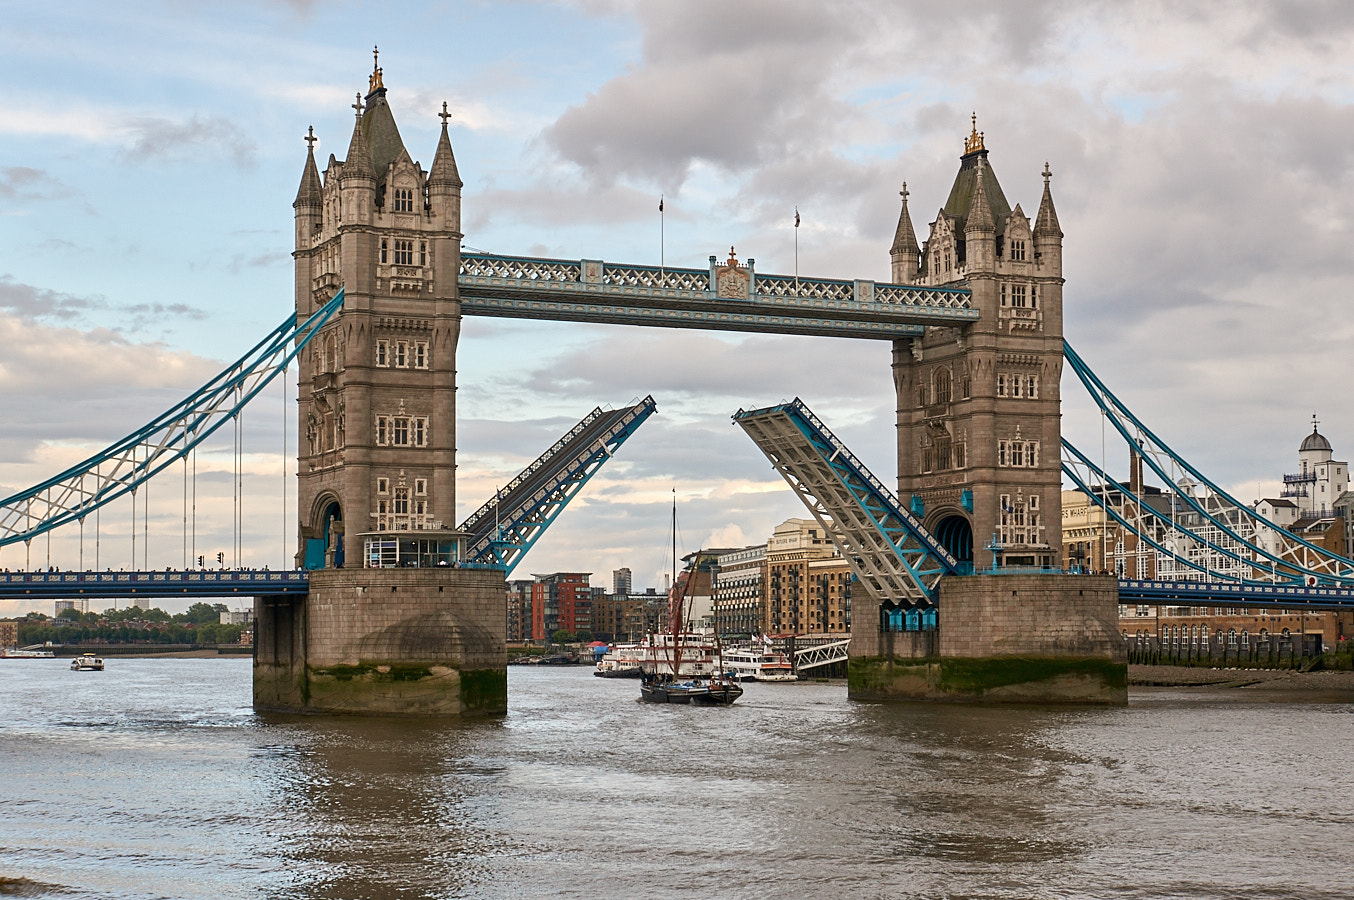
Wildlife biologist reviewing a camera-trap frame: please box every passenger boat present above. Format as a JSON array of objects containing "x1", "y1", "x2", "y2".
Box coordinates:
[
  {"x1": 594, "y1": 643, "x2": 644, "y2": 677},
  {"x1": 0, "y1": 648, "x2": 55, "y2": 659},
  {"x1": 638, "y1": 493, "x2": 742, "y2": 706},
  {"x1": 723, "y1": 645, "x2": 798, "y2": 682},
  {"x1": 69, "y1": 654, "x2": 104, "y2": 671}
]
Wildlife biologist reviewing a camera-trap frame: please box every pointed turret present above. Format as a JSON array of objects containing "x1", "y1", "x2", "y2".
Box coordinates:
[
  {"x1": 339, "y1": 92, "x2": 376, "y2": 229},
  {"x1": 429, "y1": 103, "x2": 463, "y2": 189},
  {"x1": 294, "y1": 126, "x2": 323, "y2": 254},
  {"x1": 294, "y1": 126, "x2": 323, "y2": 210},
  {"x1": 964, "y1": 158, "x2": 996, "y2": 272},
  {"x1": 428, "y1": 102, "x2": 464, "y2": 235},
  {"x1": 966, "y1": 161, "x2": 995, "y2": 234},
  {"x1": 1034, "y1": 162, "x2": 1063, "y2": 274},
  {"x1": 342, "y1": 93, "x2": 375, "y2": 181},
  {"x1": 889, "y1": 182, "x2": 920, "y2": 282}
]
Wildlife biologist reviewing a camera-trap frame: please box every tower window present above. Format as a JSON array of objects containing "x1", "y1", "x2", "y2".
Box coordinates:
[
  {"x1": 377, "y1": 478, "x2": 389, "y2": 494},
  {"x1": 380, "y1": 238, "x2": 388, "y2": 264},
  {"x1": 414, "y1": 478, "x2": 427, "y2": 496},
  {"x1": 395, "y1": 341, "x2": 407, "y2": 368},
  {"x1": 414, "y1": 341, "x2": 428, "y2": 369},
  {"x1": 934, "y1": 368, "x2": 952, "y2": 404},
  {"x1": 393, "y1": 188, "x2": 414, "y2": 213},
  {"x1": 394, "y1": 239, "x2": 414, "y2": 265},
  {"x1": 419, "y1": 241, "x2": 428, "y2": 266},
  {"x1": 376, "y1": 340, "x2": 389, "y2": 367},
  {"x1": 1010, "y1": 239, "x2": 1027, "y2": 261}
]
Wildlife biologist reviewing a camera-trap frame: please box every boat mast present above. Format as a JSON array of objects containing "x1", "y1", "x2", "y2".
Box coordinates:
[{"x1": 670, "y1": 488, "x2": 681, "y2": 677}]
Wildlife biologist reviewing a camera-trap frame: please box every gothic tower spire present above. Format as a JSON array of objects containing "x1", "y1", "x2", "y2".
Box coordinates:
[{"x1": 890, "y1": 182, "x2": 920, "y2": 282}]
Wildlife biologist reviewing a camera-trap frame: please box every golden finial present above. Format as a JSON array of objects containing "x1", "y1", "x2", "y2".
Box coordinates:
[
  {"x1": 726, "y1": 246, "x2": 739, "y2": 267},
  {"x1": 965, "y1": 112, "x2": 985, "y2": 154},
  {"x1": 368, "y1": 45, "x2": 384, "y2": 93}
]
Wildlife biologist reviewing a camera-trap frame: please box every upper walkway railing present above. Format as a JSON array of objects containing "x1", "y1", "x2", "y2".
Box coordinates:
[
  {"x1": 0, "y1": 569, "x2": 310, "y2": 599},
  {"x1": 458, "y1": 253, "x2": 975, "y2": 339}
]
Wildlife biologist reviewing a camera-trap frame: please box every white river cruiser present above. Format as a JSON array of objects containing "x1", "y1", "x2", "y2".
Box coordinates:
[{"x1": 723, "y1": 645, "x2": 798, "y2": 682}]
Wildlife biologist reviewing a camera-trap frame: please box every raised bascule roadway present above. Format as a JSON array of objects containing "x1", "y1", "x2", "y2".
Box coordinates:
[{"x1": 3, "y1": 63, "x2": 1350, "y2": 710}]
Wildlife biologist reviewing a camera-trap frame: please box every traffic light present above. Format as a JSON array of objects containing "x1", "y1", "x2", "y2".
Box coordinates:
[
  {"x1": 217, "y1": 552, "x2": 225, "y2": 567},
  {"x1": 197, "y1": 555, "x2": 204, "y2": 568}
]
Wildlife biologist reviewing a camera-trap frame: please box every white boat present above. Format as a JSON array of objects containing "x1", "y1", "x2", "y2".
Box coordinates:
[
  {"x1": 69, "y1": 654, "x2": 104, "y2": 671},
  {"x1": 594, "y1": 643, "x2": 644, "y2": 678},
  {"x1": 1, "y1": 648, "x2": 55, "y2": 659},
  {"x1": 724, "y1": 645, "x2": 798, "y2": 682}
]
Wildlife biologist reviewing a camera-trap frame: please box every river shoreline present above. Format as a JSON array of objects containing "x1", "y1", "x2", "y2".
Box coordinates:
[{"x1": 1130, "y1": 663, "x2": 1354, "y2": 702}]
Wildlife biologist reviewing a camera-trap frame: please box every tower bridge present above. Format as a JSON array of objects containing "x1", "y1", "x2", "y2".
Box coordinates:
[{"x1": 5, "y1": 61, "x2": 1351, "y2": 711}]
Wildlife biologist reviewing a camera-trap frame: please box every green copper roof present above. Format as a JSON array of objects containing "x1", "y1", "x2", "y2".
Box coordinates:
[
  {"x1": 942, "y1": 150, "x2": 1013, "y2": 235},
  {"x1": 361, "y1": 88, "x2": 409, "y2": 185}
]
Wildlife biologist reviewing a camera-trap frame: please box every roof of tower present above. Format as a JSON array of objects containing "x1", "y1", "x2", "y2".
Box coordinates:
[
  {"x1": 889, "y1": 182, "x2": 920, "y2": 257},
  {"x1": 1035, "y1": 162, "x2": 1063, "y2": 238},
  {"x1": 940, "y1": 116, "x2": 1013, "y2": 234},
  {"x1": 294, "y1": 125, "x2": 323, "y2": 209},
  {"x1": 361, "y1": 51, "x2": 410, "y2": 186},
  {"x1": 429, "y1": 102, "x2": 463, "y2": 188},
  {"x1": 1301, "y1": 424, "x2": 1332, "y2": 453}
]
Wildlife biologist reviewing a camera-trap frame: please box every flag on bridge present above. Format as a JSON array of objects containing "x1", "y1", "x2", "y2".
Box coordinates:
[
  {"x1": 659, "y1": 196, "x2": 664, "y2": 213},
  {"x1": 795, "y1": 208, "x2": 800, "y2": 228}
]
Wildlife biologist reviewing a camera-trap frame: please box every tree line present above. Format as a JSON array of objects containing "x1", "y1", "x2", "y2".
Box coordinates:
[{"x1": 17, "y1": 602, "x2": 246, "y2": 646}]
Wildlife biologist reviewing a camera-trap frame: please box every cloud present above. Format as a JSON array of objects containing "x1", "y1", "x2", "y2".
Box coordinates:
[
  {"x1": 0, "y1": 167, "x2": 76, "y2": 203},
  {"x1": 120, "y1": 115, "x2": 258, "y2": 169},
  {"x1": 542, "y1": 0, "x2": 865, "y2": 188}
]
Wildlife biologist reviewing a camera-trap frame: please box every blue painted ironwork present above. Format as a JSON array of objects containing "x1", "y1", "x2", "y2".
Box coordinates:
[
  {"x1": 0, "y1": 568, "x2": 309, "y2": 599},
  {"x1": 458, "y1": 253, "x2": 975, "y2": 339},
  {"x1": 1118, "y1": 578, "x2": 1354, "y2": 611},
  {"x1": 0, "y1": 290, "x2": 347, "y2": 549},
  {"x1": 459, "y1": 396, "x2": 657, "y2": 574},
  {"x1": 734, "y1": 398, "x2": 959, "y2": 605},
  {"x1": 1062, "y1": 339, "x2": 1354, "y2": 586}
]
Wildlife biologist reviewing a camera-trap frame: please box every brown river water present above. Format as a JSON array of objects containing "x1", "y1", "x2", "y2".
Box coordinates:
[{"x1": 1, "y1": 659, "x2": 1351, "y2": 899}]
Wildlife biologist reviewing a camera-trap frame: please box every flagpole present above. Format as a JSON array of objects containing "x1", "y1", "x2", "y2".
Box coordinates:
[
  {"x1": 794, "y1": 207, "x2": 800, "y2": 295},
  {"x1": 659, "y1": 194, "x2": 665, "y2": 283}
]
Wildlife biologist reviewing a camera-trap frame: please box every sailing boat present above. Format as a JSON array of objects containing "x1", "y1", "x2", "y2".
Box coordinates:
[{"x1": 638, "y1": 492, "x2": 742, "y2": 706}]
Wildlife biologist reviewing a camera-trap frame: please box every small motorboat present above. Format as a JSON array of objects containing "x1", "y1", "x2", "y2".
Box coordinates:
[{"x1": 70, "y1": 654, "x2": 105, "y2": 671}]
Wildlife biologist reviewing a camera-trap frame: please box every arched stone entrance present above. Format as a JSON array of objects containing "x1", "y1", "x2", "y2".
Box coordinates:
[
  {"x1": 304, "y1": 497, "x2": 344, "y2": 569},
  {"x1": 933, "y1": 513, "x2": 973, "y2": 571}
]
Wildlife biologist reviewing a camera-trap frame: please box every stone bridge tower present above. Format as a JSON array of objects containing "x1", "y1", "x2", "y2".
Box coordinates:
[
  {"x1": 890, "y1": 119, "x2": 1065, "y2": 572},
  {"x1": 291, "y1": 59, "x2": 464, "y2": 567},
  {"x1": 255, "y1": 56, "x2": 506, "y2": 717}
]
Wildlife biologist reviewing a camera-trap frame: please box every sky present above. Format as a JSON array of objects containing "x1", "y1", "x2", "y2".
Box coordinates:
[{"x1": 3, "y1": 0, "x2": 1353, "y2": 616}]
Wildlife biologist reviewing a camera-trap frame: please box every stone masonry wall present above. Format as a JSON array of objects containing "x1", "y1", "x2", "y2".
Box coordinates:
[
  {"x1": 305, "y1": 567, "x2": 506, "y2": 669},
  {"x1": 937, "y1": 573, "x2": 1124, "y2": 661}
]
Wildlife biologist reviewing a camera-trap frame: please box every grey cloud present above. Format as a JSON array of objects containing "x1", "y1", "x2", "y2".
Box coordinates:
[
  {"x1": 543, "y1": 0, "x2": 865, "y2": 187},
  {"x1": 226, "y1": 251, "x2": 291, "y2": 274},
  {"x1": 0, "y1": 278, "x2": 106, "y2": 321},
  {"x1": 121, "y1": 115, "x2": 258, "y2": 169},
  {"x1": 0, "y1": 167, "x2": 75, "y2": 202}
]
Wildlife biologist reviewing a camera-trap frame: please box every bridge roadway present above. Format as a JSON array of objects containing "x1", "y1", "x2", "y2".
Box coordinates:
[
  {"x1": 6, "y1": 569, "x2": 1354, "y2": 612},
  {"x1": 457, "y1": 253, "x2": 977, "y2": 338}
]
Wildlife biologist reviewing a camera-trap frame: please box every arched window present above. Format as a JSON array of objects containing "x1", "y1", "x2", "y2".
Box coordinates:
[{"x1": 934, "y1": 368, "x2": 952, "y2": 404}]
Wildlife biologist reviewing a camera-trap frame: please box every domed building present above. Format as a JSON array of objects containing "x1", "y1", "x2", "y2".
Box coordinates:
[{"x1": 1284, "y1": 416, "x2": 1347, "y2": 517}]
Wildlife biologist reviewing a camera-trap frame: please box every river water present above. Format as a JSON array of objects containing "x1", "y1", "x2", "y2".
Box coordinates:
[{"x1": 1, "y1": 659, "x2": 1351, "y2": 900}]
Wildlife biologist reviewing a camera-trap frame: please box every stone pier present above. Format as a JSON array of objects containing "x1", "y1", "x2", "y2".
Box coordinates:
[
  {"x1": 849, "y1": 574, "x2": 1127, "y2": 705},
  {"x1": 254, "y1": 567, "x2": 507, "y2": 716}
]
